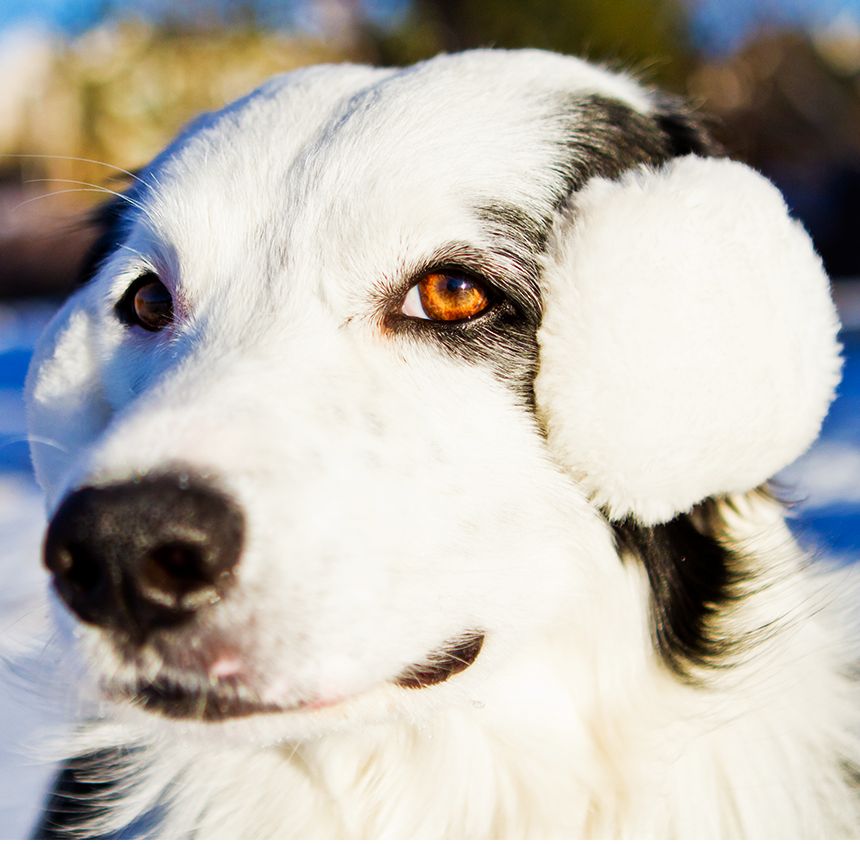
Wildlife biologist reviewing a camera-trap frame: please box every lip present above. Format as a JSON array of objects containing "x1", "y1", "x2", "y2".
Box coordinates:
[
  {"x1": 114, "y1": 631, "x2": 486, "y2": 722},
  {"x1": 394, "y1": 631, "x2": 485, "y2": 689},
  {"x1": 127, "y1": 677, "x2": 288, "y2": 721}
]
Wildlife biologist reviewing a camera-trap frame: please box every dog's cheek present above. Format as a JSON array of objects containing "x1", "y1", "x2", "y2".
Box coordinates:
[
  {"x1": 238, "y1": 374, "x2": 594, "y2": 682},
  {"x1": 25, "y1": 290, "x2": 113, "y2": 505}
]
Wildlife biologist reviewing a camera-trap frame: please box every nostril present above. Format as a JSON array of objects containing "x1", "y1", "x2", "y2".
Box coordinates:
[
  {"x1": 139, "y1": 541, "x2": 226, "y2": 610},
  {"x1": 45, "y1": 544, "x2": 74, "y2": 577},
  {"x1": 45, "y1": 541, "x2": 102, "y2": 591},
  {"x1": 44, "y1": 538, "x2": 112, "y2": 626},
  {"x1": 63, "y1": 545, "x2": 105, "y2": 593},
  {"x1": 148, "y1": 542, "x2": 208, "y2": 584}
]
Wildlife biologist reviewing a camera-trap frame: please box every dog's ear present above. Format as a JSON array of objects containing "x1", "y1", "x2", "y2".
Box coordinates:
[
  {"x1": 535, "y1": 154, "x2": 842, "y2": 525},
  {"x1": 25, "y1": 286, "x2": 111, "y2": 501}
]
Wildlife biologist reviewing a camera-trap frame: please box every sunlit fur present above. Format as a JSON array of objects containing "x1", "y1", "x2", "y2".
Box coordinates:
[{"x1": 25, "y1": 50, "x2": 859, "y2": 837}]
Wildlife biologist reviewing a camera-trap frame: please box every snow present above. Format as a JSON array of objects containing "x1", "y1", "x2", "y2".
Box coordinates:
[{"x1": 0, "y1": 474, "x2": 63, "y2": 838}]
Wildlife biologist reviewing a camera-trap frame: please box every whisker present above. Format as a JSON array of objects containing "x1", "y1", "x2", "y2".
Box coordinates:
[
  {"x1": 0, "y1": 434, "x2": 69, "y2": 455},
  {"x1": 38, "y1": 631, "x2": 59, "y2": 663},
  {"x1": 2, "y1": 604, "x2": 48, "y2": 639},
  {"x1": 22, "y1": 179, "x2": 148, "y2": 214},
  {"x1": 2, "y1": 153, "x2": 151, "y2": 189},
  {"x1": 433, "y1": 647, "x2": 475, "y2": 667},
  {"x1": 281, "y1": 741, "x2": 305, "y2": 768},
  {"x1": 11, "y1": 187, "x2": 135, "y2": 214},
  {"x1": 117, "y1": 244, "x2": 151, "y2": 264}
]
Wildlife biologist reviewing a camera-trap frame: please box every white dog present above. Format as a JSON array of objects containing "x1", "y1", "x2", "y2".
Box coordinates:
[{"x1": 25, "y1": 49, "x2": 859, "y2": 837}]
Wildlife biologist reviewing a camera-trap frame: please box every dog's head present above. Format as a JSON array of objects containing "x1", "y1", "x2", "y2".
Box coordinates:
[{"x1": 25, "y1": 50, "x2": 841, "y2": 736}]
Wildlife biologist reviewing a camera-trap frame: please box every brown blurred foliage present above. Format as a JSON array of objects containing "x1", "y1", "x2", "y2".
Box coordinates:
[
  {"x1": 689, "y1": 31, "x2": 860, "y2": 277},
  {"x1": 2, "y1": 23, "x2": 346, "y2": 182},
  {"x1": 0, "y1": 21, "x2": 353, "y2": 297},
  {"x1": 363, "y1": 0, "x2": 696, "y2": 89}
]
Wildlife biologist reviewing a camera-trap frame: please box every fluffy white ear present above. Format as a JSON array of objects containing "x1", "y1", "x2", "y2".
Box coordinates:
[
  {"x1": 25, "y1": 287, "x2": 111, "y2": 504},
  {"x1": 535, "y1": 155, "x2": 842, "y2": 525}
]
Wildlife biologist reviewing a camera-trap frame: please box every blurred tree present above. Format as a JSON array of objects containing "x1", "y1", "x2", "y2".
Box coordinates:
[
  {"x1": 362, "y1": 0, "x2": 697, "y2": 89},
  {"x1": 0, "y1": 19, "x2": 350, "y2": 299},
  {"x1": 690, "y1": 31, "x2": 860, "y2": 277}
]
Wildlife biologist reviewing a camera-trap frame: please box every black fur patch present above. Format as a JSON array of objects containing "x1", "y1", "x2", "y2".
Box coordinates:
[
  {"x1": 612, "y1": 498, "x2": 748, "y2": 678},
  {"x1": 34, "y1": 750, "x2": 126, "y2": 839},
  {"x1": 557, "y1": 96, "x2": 734, "y2": 678},
  {"x1": 651, "y1": 92, "x2": 722, "y2": 158},
  {"x1": 471, "y1": 95, "x2": 741, "y2": 679},
  {"x1": 468, "y1": 93, "x2": 714, "y2": 405},
  {"x1": 34, "y1": 746, "x2": 164, "y2": 839},
  {"x1": 551, "y1": 94, "x2": 676, "y2": 199},
  {"x1": 477, "y1": 202, "x2": 550, "y2": 268}
]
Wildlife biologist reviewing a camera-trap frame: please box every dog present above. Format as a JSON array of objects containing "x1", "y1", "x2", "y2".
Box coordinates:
[{"x1": 25, "y1": 49, "x2": 859, "y2": 837}]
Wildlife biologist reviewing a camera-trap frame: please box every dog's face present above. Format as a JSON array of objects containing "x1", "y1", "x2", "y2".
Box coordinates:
[{"x1": 25, "y1": 50, "x2": 840, "y2": 739}]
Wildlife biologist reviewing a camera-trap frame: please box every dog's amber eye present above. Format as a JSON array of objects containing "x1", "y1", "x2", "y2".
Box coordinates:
[
  {"x1": 401, "y1": 272, "x2": 492, "y2": 322},
  {"x1": 119, "y1": 273, "x2": 173, "y2": 332}
]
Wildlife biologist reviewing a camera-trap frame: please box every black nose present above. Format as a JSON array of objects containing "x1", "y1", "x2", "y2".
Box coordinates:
[{"x1": 44, "y1": 474, "x2": 244, "y2": 641}]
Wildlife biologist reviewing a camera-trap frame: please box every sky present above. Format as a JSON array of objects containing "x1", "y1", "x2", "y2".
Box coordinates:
[
  {"x1": 0, "y1": 0, "x2": 405, "y2": 37},
  {"x1": 0, "y1": 0, "x2": 860, "y2": 54},
  {"x1": 690, "y1": 0, "x2": 860, "y2": 53}
]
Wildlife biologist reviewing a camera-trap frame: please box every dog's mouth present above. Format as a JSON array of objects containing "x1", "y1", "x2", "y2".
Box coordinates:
[
  {"x1": 130, "y1": 677, "x2": 286, "y2": 721},
  {"x1": 118, "y1": 632, "x2": 485, "y2": 722},
  {"x1": 393, "y1": 631, "x2": 484, "y2": 690}
]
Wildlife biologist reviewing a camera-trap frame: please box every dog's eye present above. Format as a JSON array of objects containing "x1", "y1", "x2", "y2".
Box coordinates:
[
  {"x1": 117, "y1": 273, "x2": 173, "y2": 332},
  {"x1": 401, "y1": 272, "x2": 493, "y2": 322}
]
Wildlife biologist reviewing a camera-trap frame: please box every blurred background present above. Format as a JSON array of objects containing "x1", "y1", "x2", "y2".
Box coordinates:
[{"x1": 0, "y1": 0, "x2": 858, "y2": 836}]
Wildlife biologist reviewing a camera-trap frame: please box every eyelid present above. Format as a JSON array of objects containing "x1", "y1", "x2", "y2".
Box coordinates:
[{"x1": 104, "y1": 238, "x2": 172, "y2": 291}]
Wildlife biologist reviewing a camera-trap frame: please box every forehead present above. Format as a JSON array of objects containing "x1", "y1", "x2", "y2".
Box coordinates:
[
  {"x1": 151, "y1": 49, "x2": 651, "y2": 191},
  {"x1": 116, "y1": 50, "x2": 662, "y2": 318}
]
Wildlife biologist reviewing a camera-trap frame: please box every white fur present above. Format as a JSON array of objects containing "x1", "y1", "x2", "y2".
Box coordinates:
[
  {"x1": 536, "y1": 155, "x2": 843, "y2": 524},
  {"x1": 23, "y1": 49, "x2": 859, "y2": 838}
]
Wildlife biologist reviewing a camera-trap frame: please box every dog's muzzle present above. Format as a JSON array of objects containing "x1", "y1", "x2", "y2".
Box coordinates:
[
  {"x1": 43, "y1": 473, "x2": 244, "y2": 643},
  {"x1": 42, "y1": 471, "x2": 485, "y2": 720}
]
